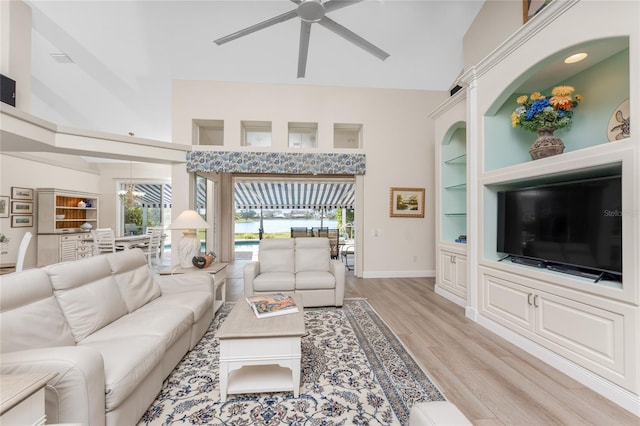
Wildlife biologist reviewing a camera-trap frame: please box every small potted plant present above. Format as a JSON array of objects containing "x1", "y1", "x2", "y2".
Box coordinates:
[{"x1": 511, "y1": 85, "x2": 583, "y2": 160}]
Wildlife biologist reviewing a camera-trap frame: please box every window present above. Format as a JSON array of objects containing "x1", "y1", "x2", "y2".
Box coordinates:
[
  {"x1": 241, "y1": 121, "x2": 272, "y2": 147},
  {"x1": 193, "y1": 119, "x2": 224, "y2": 146},
  {"x1": 121, "y1": 183, "x2": 171, "y2": 236},
  {"x1": 288, "y1": 122, "x2": 317, "y2": 148},
  {"x1": 334, "y1": 123, "x2": 362, "y2": 149}
]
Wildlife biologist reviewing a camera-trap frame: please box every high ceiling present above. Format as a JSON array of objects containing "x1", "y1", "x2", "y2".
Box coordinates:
[{"x1": 25, "y1": 0, "x2": 485, "y2": 143}]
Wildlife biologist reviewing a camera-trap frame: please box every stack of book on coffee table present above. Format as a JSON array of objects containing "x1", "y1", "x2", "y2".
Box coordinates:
[{"x1": 245, "y1": 293, "x2": 299, "y2": 319}]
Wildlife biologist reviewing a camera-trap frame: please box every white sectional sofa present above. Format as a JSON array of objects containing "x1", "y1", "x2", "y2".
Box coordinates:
[
  {"x1": 243, "y1": 237, "x2": 345, "y2": 307},
  {"x1": 0, "y1": 249, "x2": 215, "y2": 426}
]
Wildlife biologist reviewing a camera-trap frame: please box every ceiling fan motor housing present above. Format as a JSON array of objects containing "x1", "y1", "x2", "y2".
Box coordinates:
[{"x1": 298, "y1": 0, "x2": 325, "y2": 22}]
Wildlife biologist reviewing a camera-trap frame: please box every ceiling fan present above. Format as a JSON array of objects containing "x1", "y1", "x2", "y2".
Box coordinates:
[{"x1": 214, "y1": 0, "x2": 390, "y2": 78}]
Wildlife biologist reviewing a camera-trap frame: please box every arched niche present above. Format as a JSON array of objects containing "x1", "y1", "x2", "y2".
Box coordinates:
[{"x1": 483, "y1": 36, "x2": 629, "y2": 171}]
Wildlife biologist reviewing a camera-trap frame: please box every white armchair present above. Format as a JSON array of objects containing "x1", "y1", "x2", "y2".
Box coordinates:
[{"x1": 244, "y1": 237, "x2": 345, "y2": 307}]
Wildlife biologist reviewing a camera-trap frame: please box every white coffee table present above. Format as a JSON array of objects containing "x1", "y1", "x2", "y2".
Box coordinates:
[{"x1": 217, "y1": 294, "x2": 305, "y2": 401}]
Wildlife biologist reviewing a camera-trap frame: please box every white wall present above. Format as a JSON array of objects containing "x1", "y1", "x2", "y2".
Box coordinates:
[
  {"x1": 0, "y1": 0, "x2": 31, "y2": 111},
  {"x1": 463, "y1": 0, "x2": 522, "y2": 72},
  {"x1": 172, "y1": 81, "x2": 447, "y2": 277}
]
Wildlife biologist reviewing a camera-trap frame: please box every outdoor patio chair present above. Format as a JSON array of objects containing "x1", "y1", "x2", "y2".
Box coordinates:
[
  {"x1": 341, "y1": 243, "x2": 355, "y2": 271},
  {"x1": 312, "y1": 227, "x2": 328, "y2": 237},
  {"x1": 328, "y1": 228, "x2": 339, "y2": 259},
  {"x1": 291, "y1": 227, "x2": 309, "y2": 238}
]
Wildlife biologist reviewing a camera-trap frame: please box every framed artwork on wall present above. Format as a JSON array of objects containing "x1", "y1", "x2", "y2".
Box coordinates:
[
  {"x1": 0, "y1": 196, "x2": 9, "y2": 218},
  {"x1": 11, "y1": 215, "x2": 33, "y2": 227},
  {"x1": 11, "y1": 201, "x2": 33, "y2": 214},
  {"x1": 11, "y1": 187, "x2": 34, "y2": 200},
  {"x1": 389, "y1": 187, "x2": 425, "y2": 218}
]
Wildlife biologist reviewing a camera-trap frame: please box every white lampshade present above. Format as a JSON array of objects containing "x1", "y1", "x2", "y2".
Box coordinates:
[
  {"x1": 168, "y1": 210, "x2": 210, "y2": 230},
  {"x1": 168, "y1": 210, "x2": 211, "y2": 268}
]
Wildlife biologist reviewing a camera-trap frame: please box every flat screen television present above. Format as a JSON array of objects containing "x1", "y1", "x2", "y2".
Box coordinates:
[{"x1": 497, "y1": 175, "x2": 622, "y2": 280}]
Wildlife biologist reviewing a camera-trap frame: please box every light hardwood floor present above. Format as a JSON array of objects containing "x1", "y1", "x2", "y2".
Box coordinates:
[{"x1": 224, "y1": 260, "x2": 639, "y2": 425}]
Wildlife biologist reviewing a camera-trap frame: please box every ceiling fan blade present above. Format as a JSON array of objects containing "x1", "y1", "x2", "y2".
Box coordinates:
[
  {"x1": 323, "y1": 0, "x2": 364, "y2": 13},
  {"x1": 214, "y1": 9, "x2": 298, "y2": 45},
  {"x1": 318, "y1": 16, "x2": 390, "y2": 61},
  {"x1": 297, "y1": 21, "x2": 312, "y2": 78}
]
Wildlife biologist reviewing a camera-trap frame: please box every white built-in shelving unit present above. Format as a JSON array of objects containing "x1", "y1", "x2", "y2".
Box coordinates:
[{"x1": 431, "y1": 0, "x2": 639, "y2": 416}]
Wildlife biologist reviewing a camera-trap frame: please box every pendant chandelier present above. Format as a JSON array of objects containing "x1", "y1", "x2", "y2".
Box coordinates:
[{"x1": 118, "y1": 162, "x2": 145, "y2": 207}]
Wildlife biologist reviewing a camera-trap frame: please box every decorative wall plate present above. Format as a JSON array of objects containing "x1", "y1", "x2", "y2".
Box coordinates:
[{"x1": 607, "y1": 99, "x2": 630, "y2": 141}]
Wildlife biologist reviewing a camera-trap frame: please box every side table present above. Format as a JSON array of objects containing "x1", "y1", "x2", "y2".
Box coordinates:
[
  {"x1": 0, "y1": 372, "x2": 57, "y2": 426},
  {"x1": 159, "y1": 262, "x2": 228, "y2": 313}
]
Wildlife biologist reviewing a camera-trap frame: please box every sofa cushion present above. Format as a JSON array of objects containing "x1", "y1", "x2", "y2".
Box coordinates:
[
  {"x1": 144, "y1": 291, "x2": 213, "y2": 324},
  {"x1": 79, "y1": 335, "x2": 165, "y2": 411},
  {"x1": 105, "y1": 249, "x2": 161, "y2": 312},
  {"x1": 45, "y1": 255, "x2": 128, "y2": 343},
  {"x1": 258, "y1": 239, "x2": 295, "y2": 274},
  {"x1": 253, "y1": 272, "x2": 296, "y2": 292},
  {"x1": 295, "y1": 237, "x2": 330, "y2": 272},
  {"x1": 81, "y1": 304, "x2": 192, "y2": 351},
  {"x1": 295, "y1": 271, "x2": 336, "y2": 290},
  {"x1": 0, "y1": 269, "x2": 76, "y2": 352}
]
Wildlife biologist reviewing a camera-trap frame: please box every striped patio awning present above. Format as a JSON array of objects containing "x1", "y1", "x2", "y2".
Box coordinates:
[
  {"x1": 135, "y1": 184, "x2": 172, "y2": 208},
  {"x1": 133, "y1": 181, "x2": 354, "y2": 210},
  {"x1": 234, "y1": 180, "x2": 355, "y2": 209}
]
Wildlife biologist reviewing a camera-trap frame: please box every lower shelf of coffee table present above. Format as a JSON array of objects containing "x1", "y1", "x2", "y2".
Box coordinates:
[{"x1": 227, "y1": 365, "x2": 296, "y2": 395}]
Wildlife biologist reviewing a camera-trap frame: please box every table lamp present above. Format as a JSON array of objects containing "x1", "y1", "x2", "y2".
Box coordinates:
[{"x1": 168, "y1": 210, "x2": 211, "y2": 268}]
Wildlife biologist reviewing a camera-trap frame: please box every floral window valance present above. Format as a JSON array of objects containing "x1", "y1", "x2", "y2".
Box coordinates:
[{"x1": 186, "y1": 151, "x2": 366, "y2": 175}]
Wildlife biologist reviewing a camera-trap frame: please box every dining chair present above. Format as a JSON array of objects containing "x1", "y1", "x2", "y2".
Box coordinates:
[
  {"x1": 15, "y1": 231, "x2": 32, "y2": 273},
  {"x1": 92, "y1": 228, "x2": 124, "y2": 255},
  {"x1": 144, "y1": 226, "x2": 164, "y2": 266}
]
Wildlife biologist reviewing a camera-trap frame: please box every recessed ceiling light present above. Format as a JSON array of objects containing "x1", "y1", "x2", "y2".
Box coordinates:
[
  {"x1": 564, "y1": 53, "x2": 588, "y2": 64},
  {"x1": 50, "y1": 53, "x2": 73, "y2": 63}
]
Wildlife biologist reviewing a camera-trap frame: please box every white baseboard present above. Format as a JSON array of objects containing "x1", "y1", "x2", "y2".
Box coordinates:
[
  {"x1": 477, "y1": 314, "x2": 640, "y2": 417},
  {"x1": 362, "y1": 269, "x2": 435, "y2": 279},
  {"x1": 434, "y1": 285, "x2": 466, "y2": 307}
]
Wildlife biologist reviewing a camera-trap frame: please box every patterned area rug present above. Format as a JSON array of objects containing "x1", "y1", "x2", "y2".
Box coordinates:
[{"x1": 138, "y1": 299, "x2": 445, "y2": 425}]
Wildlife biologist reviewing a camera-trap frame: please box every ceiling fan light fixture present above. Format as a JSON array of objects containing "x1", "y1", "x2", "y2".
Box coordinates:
[{"x1": 298, "y1": 0, "x2": 325, "y2": 23}]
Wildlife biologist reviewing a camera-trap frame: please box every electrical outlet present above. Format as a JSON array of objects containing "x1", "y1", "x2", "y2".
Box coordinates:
[{"x1": 413, "y1": 255, "x2": 417, "y2": 263}]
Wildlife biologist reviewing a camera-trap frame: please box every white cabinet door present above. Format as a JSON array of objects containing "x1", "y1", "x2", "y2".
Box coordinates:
[
  {"x1": 439, "y1": 251, "x2": 456, "y2": 289},
  {"x1": 480, "y1": 268, "x2": 637, "y2": 392},
  {"x1": 439, "y1": 250, "x2": 467, "y2": 299},
  {"x1": 534, "y1": 290, "x2": 625, "y2": 378},
  {"x1": 59, "y1": 236, "x2": 78, "y2": 262},
  {"x1": 454, "y1": 255, "x2": 467, "y2": 296},
  {"x1": 481, "y1": 273, "x2": 534, "y2": 332}
]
